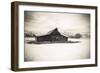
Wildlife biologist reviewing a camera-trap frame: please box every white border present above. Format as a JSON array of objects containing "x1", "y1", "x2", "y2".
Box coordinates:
[{"x1": 18, "y1": 5, "x2": 96, "y2": 68}]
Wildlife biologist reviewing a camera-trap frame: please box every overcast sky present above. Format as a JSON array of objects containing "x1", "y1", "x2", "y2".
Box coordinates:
[{"x1": 24, "y1": 11, "x2": 90, "y2": 36}]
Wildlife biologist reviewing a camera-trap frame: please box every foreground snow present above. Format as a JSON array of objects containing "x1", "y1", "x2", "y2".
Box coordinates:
[{"x1": 24, "y1": 38, "x2": 90, "y2": 61}]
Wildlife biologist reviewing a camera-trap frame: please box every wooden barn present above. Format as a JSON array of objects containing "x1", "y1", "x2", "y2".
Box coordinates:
[{"x1": 36, "y1": 28, "x2": 68, "y2": 43}]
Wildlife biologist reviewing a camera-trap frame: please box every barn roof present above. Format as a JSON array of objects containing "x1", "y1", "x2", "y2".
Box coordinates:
[
  {"x1": 49, "y1": 28, "x2": 61, "y2": 35},
  {"x1": 36, "y1": 28, "x2": 67, "y2": 37}
]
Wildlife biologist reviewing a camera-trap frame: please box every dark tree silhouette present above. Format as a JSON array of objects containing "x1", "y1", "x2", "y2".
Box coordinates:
[{"x1": 75, "y1": 33, "x2": 82, "y2": 38}]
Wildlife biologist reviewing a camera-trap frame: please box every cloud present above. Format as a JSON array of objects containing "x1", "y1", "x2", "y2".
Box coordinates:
[{"x1": 24, "y1": 11, "x2": 90, "y2": 36}]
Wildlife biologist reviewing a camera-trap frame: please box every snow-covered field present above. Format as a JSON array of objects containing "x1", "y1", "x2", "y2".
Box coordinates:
[{"x1": 24, "y1": 38, "x2": 90, "y2": 61}]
